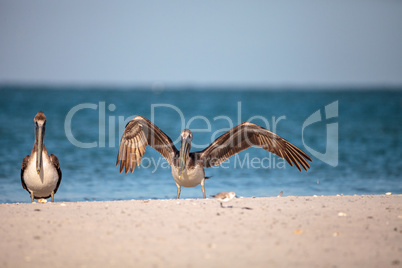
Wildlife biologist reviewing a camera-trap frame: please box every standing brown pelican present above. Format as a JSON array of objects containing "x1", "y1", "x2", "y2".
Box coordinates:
[
  {"x1": 21, "y1": 112, "x2": 62, "y2": 202},
  {"x1": 116, "y1": 116, "x2": 311, "y2": 199}
]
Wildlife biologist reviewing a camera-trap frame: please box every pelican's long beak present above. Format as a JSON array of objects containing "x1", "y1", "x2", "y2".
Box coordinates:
[
  {"x1": 36, "y1": 124, "x2": 44, "y2": 174},
  {"x1": 178, "y1": 137, "x2": 191, "y2": 180}
]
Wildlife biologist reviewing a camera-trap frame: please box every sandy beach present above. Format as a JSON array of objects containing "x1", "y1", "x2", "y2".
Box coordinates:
[{"x1": 1, "y1": 195, "x2": 401, "y2": 268}]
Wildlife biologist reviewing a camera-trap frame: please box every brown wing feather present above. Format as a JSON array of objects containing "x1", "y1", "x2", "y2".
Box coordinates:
[
  {"x1": 116, "y1": 116, "x2": 178, "y2": 174},
  {"x1": 197, "y1": 122, "x2": 312, "y2": 171},
  {"x1": 50, "y1": 154, "x2": 62, "y2": 194},
  {"x1": 21, "y1": 155, "x2": 29, "y2": 191}
]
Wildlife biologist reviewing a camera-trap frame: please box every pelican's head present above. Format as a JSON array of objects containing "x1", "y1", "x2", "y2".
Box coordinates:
[
  {"x1": 34, "y1": 111, "x2": 46, "y2": 174},
  {"x1": 178, "y1": 129, "x2": 193, "y2": 180}
]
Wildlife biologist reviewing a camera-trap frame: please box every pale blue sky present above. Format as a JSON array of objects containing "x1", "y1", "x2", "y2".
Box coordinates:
[{"x1": 1, "y1": 0, "x2": 401, "y2": 87}]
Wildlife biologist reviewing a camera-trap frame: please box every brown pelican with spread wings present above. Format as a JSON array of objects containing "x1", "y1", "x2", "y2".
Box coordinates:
[{"x1": 116, "y1": 116, "x2": 311, "y2": 199}]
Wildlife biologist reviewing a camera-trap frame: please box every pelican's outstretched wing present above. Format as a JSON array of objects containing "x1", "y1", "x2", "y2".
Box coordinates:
[
  {"x1": 196, "y1": 122, "x2": 312, "y2": 171},
  {"x1": 116, "y1": 116, "x2": 178, "y2": 174}
]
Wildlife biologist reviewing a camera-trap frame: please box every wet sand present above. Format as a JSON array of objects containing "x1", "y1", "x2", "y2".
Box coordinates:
[{"x1": 1, "y1": 195, "x2": 401, "y2": 267}]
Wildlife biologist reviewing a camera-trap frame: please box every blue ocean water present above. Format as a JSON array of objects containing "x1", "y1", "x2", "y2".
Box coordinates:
[{"x1": 0, "y1": 86, "x2": 401, "y2": 203}]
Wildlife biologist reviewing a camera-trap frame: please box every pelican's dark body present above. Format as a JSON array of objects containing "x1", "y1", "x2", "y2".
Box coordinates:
[{"x1": 117, "y1": 116, "x2": 312, "y2": 199}]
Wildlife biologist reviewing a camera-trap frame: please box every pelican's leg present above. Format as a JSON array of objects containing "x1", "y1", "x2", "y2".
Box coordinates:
[
  {"x1": 176, "y1": 183, "x2": 181, "y2": 199},
  {"x1": 51, "y1": 191, "x2": 54, "y2": 202},
  {"x1": 201, "y1": 178, "x2": 206, "y2": 199},
  {"x1": 30, "y1": 192, "x2": 34, "y2": 203},
  {"x1": 220, "y1": 202, "x2": 224, "y2": 208}
]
